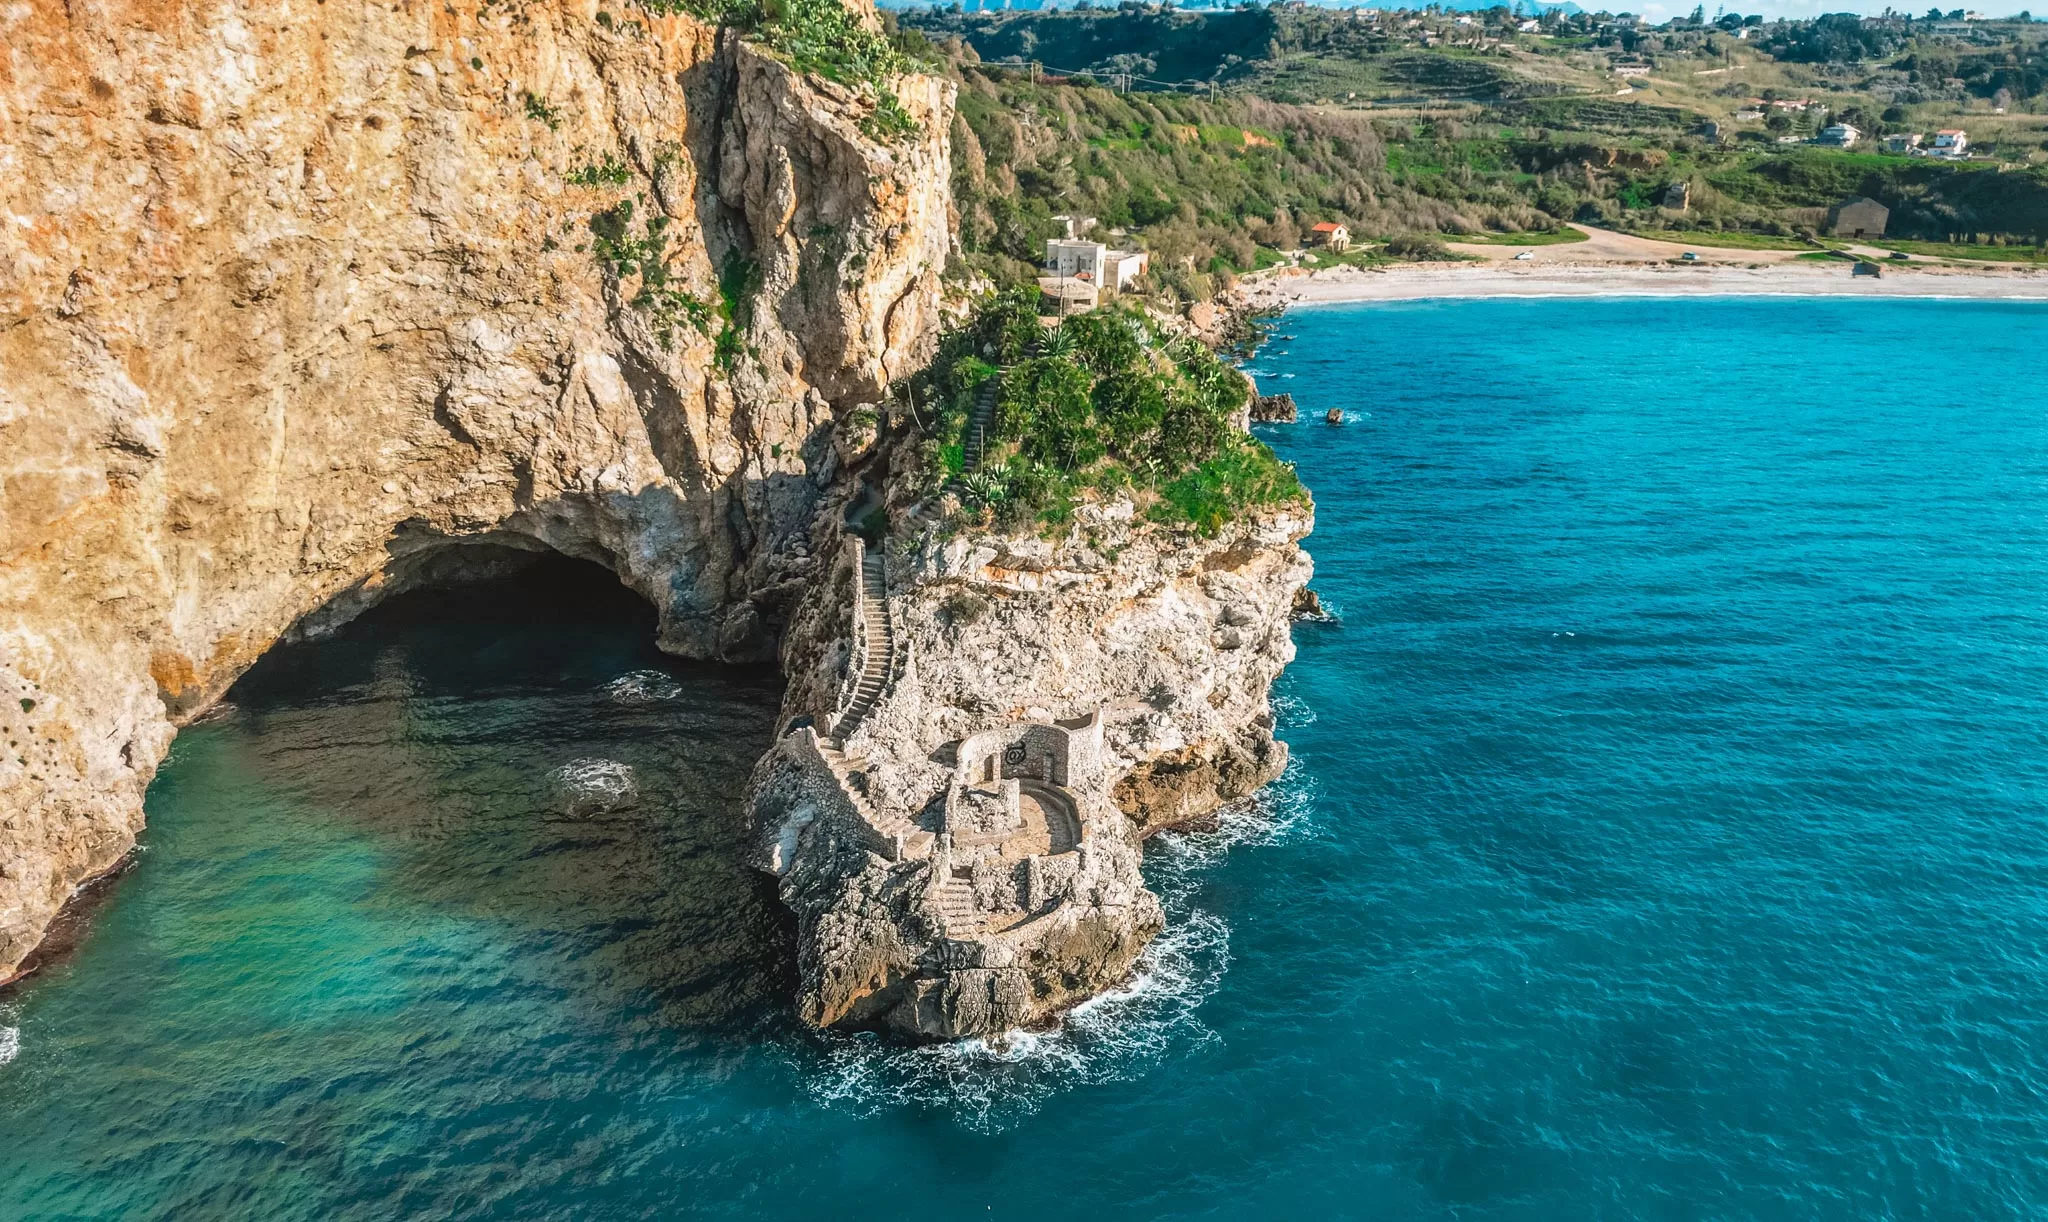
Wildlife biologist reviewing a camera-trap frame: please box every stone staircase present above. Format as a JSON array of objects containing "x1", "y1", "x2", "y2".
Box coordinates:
[
  {"x1": 960, "y1": 374, "x2": 1000, "y2": 477},
  {"x1": 831, "y1": 550, "x2": 896, "y2": 744},
  {"x1": 815, "y1": 739, "x2": 933, "y2": 860},
  {"x1": 931, "y1": 874, "x2": 980, "y2": 933}
]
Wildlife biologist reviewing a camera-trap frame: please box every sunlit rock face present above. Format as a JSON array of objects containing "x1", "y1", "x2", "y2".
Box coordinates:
[
  {"x1": 0, "y1": 0, "x2": 953, "y2": 978},
  {"x1": 752, "y1": 446, "x2": 1314, "y2": 1038}
]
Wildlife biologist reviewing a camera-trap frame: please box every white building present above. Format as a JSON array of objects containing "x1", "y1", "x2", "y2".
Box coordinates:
[
  {"x1": 1308, "y1": 222, "x2": 1352, "y2": 251},
  {"x1": 1817, "y1": 123, "x2": 1860, "y2": 147},
  {"x1": 1044, "y1": 239, "x2": 1150, "y2": 297},
  {"x1": 1933, "y1": 129, "x2": 1969, "y2": 157}
]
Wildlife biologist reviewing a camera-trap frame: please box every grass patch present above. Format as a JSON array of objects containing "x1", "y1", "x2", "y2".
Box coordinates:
[
  {"x1": 636, "y1": 0, "x2": 925, "y2": 142},
  {"x1": 905, "y1": 291, "x2": 1307, "y2": 538},
  {"x1": 523, "y1": 92, "x2": 562, "y2": 129},
  {"x1": 589, "y1": 198, "x2": 716, "y2": 350},
  {"x1": 1623, "y1": 228, "x2": 1818, "y2": 250},
  {"x1": 1150, "y1": 435, "x2": 1306, "y2": 537},
  {"x1": 1868, "y1": 238, "x2": 2048, "y2": 264},
  {"x1": 1449, "y1": 227, "x2": 1590, "y2": 246},
  {"x1": 566, "y1": 154, "x2": 633, "y2": 187}
]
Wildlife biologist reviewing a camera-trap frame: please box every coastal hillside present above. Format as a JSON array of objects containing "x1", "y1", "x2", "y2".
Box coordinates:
[
  {"x1": 900, "y1": 5, "x2": 2048, "y2": 285},
  {"x1": 0, "y1": 0, "x2": 1317, "y2": 1041}
]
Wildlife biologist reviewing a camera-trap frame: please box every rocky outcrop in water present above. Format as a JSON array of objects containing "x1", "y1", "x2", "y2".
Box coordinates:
[
  {"x1": 0, "y1": 0, "x2": 952, "y2": 980},
  {"x1": 750, "y1": 439, "x2": 1312, "y2": 1038},
  {"x1": 1250, "y1": 393, "x2": 1299, "y2": 423}
]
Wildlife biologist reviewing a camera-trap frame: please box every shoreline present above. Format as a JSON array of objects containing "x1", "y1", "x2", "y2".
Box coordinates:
[{"x1": 1238, "y1": 261, "x2": 2048, "y2": 308}]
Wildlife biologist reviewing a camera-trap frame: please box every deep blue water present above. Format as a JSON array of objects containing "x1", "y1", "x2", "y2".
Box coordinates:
[{"x1": 7, "y1": 296, "x2": 2048, "y2": 1218}]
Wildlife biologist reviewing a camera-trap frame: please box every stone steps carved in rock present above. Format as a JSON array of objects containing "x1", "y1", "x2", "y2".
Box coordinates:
[
  {"x1": 831, "y1": 551, "x2": 897, "y2": 745},
  {"x1": 957, "y1": 372, "x2": 1002, "y2": 482}
]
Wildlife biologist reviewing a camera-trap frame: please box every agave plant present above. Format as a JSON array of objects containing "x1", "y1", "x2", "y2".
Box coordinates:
[
  {"x1": 1038, "y1": 322, "x2": 1077, "y2": 360},
  {"x1": 960, "y1": 470, "x2": 1009, "y2": 507}
]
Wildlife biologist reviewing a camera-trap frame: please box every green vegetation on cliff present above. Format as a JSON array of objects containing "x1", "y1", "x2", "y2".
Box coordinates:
[
  {"x1": 905, "y1": 291, "x2": 1304, "y2": 538},
  {"x1": 635, "y1": 0, "x2": 922, "y2": 139}
]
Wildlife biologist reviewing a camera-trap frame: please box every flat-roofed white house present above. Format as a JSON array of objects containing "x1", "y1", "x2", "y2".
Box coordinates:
[
  {"x1": 1043, "y1": 239, "x2": 1150, "y2": 297},
  {"x1": 1817, "y1": 123, "x2": 1860, "y2": 147}
]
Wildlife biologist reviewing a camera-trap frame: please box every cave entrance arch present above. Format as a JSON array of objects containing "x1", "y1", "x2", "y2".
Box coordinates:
[{"x1": 188, "y1": 539, "x2": 797, "y2": 1031}]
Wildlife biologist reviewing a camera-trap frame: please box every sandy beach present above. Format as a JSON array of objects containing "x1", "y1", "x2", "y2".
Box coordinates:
[{"x1": 1240, "y1": 225, "x2": 2048, "y2": 307}]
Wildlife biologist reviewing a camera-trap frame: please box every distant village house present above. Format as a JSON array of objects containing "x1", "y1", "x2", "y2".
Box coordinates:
[
  {"x1": 1826, "y1": 196, "x2": 1889, "y2": 240},
  {"x1": 1309, "y1": 222, "x2": 1351, "y2": 252},
  {"x1": 1884, "y1": 133, "x2": 1923, "y2": 153},
  {"x1": 1816, "y1": 123, "x2": 1860, "y2": 148},
  {"x1": 1932, "y1": 129, "x2": 1969, "y2": 157}
]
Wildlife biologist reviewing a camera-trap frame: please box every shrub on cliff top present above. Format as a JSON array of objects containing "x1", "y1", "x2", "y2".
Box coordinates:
[
  {"x1": 909, "y1": 288, "x2": 1305, "y2": 538},
  {"x1": 634, "y1": 0, "x2": 923, "y2": 142}
]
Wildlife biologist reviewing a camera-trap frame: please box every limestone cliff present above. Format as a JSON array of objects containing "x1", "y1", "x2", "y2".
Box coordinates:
[
  {"x1": 749, "y1": 428, "x2": 1312, "y2": 1038},
  {"x1": 0, "y1": 0, "x2": 954, "y2": 979}
]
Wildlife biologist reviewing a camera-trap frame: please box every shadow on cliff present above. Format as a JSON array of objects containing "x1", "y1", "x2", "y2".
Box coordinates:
[{"x1": 212, "y1": 547, "x2": 799, "y2": 1035}]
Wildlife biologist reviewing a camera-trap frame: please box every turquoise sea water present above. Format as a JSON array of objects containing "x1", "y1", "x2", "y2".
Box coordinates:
[{"x1": 6, "y1": 296, "x2": 2048, "y2": 1218}]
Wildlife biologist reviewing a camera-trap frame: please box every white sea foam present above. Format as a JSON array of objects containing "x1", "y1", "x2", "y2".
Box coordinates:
[
  {"x1": 1144, "y1": 761, "x2": 1316, "y2": 898},
  {"x1": 797, "y1": 764, "x2": 1318, "y2": 1130},
  {"x1": 801, "y1": 907, "x2": 1230, "y2": 1131},
  {"x1": 1271, "y1": 691, "x2": 1317, "y2": 729},
  {"x1": 0, "y1": 1024, "x2": 18, "y2": 1068},
  {"x1": 601, "y1": 670, "x2": 685, "y2": 705},
  {"x1": 550, "y1": 758, "x2": 638, "y2": 816}
]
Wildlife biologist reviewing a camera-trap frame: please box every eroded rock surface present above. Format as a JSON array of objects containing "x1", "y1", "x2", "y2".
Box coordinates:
[
  {"x1": 0, "y1": 0, "x2": 952, "y2": 978},
  {"x1": 752, "y1": 460, "x2": 1312, "y2": 1038}
]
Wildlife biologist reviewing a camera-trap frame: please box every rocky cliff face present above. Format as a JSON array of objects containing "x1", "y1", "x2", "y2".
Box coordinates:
[
  {"x1": 0, "y1": 0, "x2": 954, "y2": 979},
  {"x1": 751, "y1": 440, "x2": 1313, "y2": 1037}
]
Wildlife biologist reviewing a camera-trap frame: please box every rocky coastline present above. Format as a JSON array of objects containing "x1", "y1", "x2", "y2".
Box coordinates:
[
  {"x1": 749, "y1": 461, "x2": 1311, "y2": 1037},
  {"x1": 0, "y1": 0, "x2": 1312, "y2": 1040}
]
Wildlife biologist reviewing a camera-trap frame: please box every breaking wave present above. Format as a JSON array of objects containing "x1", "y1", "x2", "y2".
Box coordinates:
[
  {"x1": 601, "y1": 670, "x2": 685, "y2": 705},
  {"x1": 0, "y1": 1016, "x2": 18, "y2": 1069},
  {"x1": 549, "y1": 758, "x2": 638, "y2": 816},
  {"x1": 798, "y1": 760, "x2": 1317, "y2": 1130},
  {"x1": 1271, "y1": 691, "x2": 1317, "y2": 729},
  {"x1": 800, "y1": 907, "x2": 1230, "y2": 1131}
]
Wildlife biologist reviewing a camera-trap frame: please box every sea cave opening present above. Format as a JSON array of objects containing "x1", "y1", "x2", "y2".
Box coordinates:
[{"x1": 159, "y1": 543, "x2": 798, "y2": 1033}]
